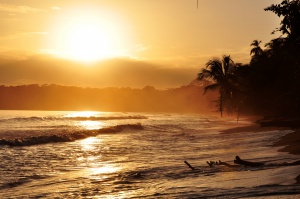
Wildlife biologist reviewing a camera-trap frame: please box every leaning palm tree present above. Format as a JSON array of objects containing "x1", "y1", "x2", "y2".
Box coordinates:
[{"x1": 198, "y1": 55, "x2": 236, "y2": 116}]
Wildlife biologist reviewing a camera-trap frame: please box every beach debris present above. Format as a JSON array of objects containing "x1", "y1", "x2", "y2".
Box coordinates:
[
  {"x1": 185, "y1": 156, "x2": 300, "y2": 170},
  {"x1": 234, "y1": 156, "x2": 264, "y2": 167},
  {"x1": 296, "y1": 174, "x2": 300, "y2": 184},
  {"x1": 207, "y1": 161, "x2": 217, "y2": 167},
  {"x1": 184, "y1": 161, "x2": 196, "y2": 170}
]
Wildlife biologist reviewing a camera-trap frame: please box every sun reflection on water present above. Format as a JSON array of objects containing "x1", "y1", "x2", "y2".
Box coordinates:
[
  {"x1": 64, "y1": 111, "x2": 107, "y2": 130},
  {"x1": 78, "y1": 120, "x2": 104, "y2": 130},
  {"x1": 80, "y1": 137, "x2": 102, "y2": 151},
  {"x1": 89, "y1": 165, "x2": 119, "y2": 175},
  {"x1": 64, "y1": 111, "x2": 99, "y2": 118}
]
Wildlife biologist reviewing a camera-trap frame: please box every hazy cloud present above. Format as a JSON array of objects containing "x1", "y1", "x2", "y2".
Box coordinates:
[
  {"x1": 0, "y1": 3, "x2": 44, "y2": 14},
  {"x1": 29, "y1": 32, "x2": 48, "y2": 35},
  {"x1": 51, "y1": 6, "x2": 61, "y2": 11},
  {"x1": 133, "y1": 44, "x2": 148, "y2": 52},
  {"x1": 0, "y1": 50, "x2": 30, "y2": 61}
]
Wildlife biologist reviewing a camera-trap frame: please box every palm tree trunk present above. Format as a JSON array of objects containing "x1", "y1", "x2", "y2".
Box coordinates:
[{"x1": 220, "y1": 91, "x2": 223, "y2": 117}]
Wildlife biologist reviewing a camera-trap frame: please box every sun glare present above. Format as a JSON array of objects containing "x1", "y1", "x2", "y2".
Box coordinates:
[
  {"x1": 65, "y1": 111, "x2": 105, "y2": 130},
  {"x1": 80, "y1": 137, "x2": 100, "y2": 150},
  {"x1": 78, "y1": 120, "x2": 104, "y2": 130},
  {"x1": 49, "y1": 7, "x2": 130, "y2": 62},
  {"x1": 64, "y1": 20, "x2": 119, "y2": 62},
  {"x1": 65, "y1": 111, "x2": 99, "y2": 118}
]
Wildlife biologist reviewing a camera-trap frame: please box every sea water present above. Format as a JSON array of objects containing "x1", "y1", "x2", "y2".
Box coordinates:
[{"x1": 0, "y1": 110, "x2": 299, "y2": 198}]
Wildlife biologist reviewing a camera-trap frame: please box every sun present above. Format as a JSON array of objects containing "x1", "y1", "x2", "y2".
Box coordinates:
[
  {"x1": 64, "y1": 19, "x2": 119, "y2": 62},
  {"x1": 49, "y1": 8, "x2": 130, "y2": 62}
]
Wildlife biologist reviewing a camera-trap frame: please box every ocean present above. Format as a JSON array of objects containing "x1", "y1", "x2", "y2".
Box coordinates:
[{"x1": 0, "y1": 110, "x2": 299, "y2": 198}]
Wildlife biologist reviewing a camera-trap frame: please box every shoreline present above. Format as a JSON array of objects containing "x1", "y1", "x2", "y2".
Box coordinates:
[
  {"x1": 272, "y1": 129, "x2": 300, "y2": 155},
  {"x1": 221, "y1": 120, "x2": 300, "y2": 155},
  {"x1": 221, "y1": 121, "x2": 300, "y2": 184},
  {"x1": 272, "y1": 128, "x2": 300, "y2": 184}
]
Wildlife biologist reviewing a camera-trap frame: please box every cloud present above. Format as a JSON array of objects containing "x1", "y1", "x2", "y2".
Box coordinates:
[
  {"x1": 29, "y1": 32, "x2": 48, "y2": 35},
  {"x1": 0, "y1": 50, "x2": 30, "y2": 61},
  {"x1": 133, "y1": 44, "x2": 149, "y2": 52},
  {"x1": 52, "y1": 6, "x2": 61, "y2": 11},
  {"x1": 0, "y1": 3, "x2": 44, "y2": 14}
]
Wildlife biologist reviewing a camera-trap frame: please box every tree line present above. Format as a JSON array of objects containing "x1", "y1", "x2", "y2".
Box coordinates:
[
  {"x1": 198, "y1": 0, "x2": 300, "y2": 117},
  {"x1": 0, "y1": 84, "x2": 215, "y2": 113}
]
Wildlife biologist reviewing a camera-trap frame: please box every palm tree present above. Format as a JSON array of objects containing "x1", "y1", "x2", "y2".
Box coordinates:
[
  {"x1": 198, "y1": 55, "x2": 237, "y2": 116},
  {"x1": 250, "y1": 40, "x2": 263, "y2": 57},
  {"x1": 265, "y1": 38, "x2": 286, "y2": 57}
]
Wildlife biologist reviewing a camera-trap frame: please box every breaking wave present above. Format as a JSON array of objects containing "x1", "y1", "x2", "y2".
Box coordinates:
[
  {"x1": 66, "y1": 115, "x2": 148, "y2": 121},
  {"x1": 0, "y1": 123, "x2": 144, "y2": 146}
]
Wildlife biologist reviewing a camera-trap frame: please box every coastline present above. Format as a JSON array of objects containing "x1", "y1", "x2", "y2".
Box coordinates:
[
  {"x1": 272, "y1": 128, "x2": 300, "y2": 184},
  {"x1": 272, "y1": 129, "x2": 300, "y2": 155},
  {"x1": 221, "y1": 120, "x2": 300, "y2": 155},
  {"x1": 221, "y1": 120, "x2": 300, "y2": 184},
  {"x1": 258, "y1": 117, "x2": 300, "y2": 154}
]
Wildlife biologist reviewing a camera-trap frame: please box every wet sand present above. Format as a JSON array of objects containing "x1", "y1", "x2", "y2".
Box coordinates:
[
  {"x1": 272, "y1": 129, "x2": 300, "y2": 155},
  {"x1": 221, "y1": 124, "x2": 300, "y2": 184},
  {"x1": 220, "y1": 124, "x2": 289, "y2": 134},
  {"x1": 221, "y1": 124, "x2": 300, "y2": 155},
  {"x1": 273, "y1": 128, "x2": 300, "y2": 184}
]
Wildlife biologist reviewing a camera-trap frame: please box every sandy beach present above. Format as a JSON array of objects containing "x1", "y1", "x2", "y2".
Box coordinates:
[
  {"x1": 221, "y1": 123, "x2": 300, "y2": 155},
  {"x1": 221, "y1": 122, "x2": 300, "y2": 184},
  {"x1": 273, "y1": 128, "x2": 300, "y2": 184},
  {"x1": 273, "y1": 129, "x2": 300, "y2": 155}
]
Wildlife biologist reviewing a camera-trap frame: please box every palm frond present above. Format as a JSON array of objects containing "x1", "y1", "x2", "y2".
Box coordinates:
[
  {"x1": 222, "y1": 55, "x2": 234, "y2": 74},
  {"x1": 203, "y1": 83, "x2": 220, "y2": 94},
  {"x1": 250, "y1": 40, "x2": 261, "y2": 47},
  {"x1": 206, "y1": 59, "x2": 223, "y2": 77},
  {"x1": 198, "y1": 69, "x2": 213, "y2": 80}
]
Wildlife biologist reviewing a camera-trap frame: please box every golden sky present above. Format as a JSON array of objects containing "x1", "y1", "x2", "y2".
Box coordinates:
[{"x1": 0, "y1": 0, "x2": 282, "y2": 88}]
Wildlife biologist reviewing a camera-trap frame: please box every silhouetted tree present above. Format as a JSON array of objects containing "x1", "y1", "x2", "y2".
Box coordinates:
[
  {"x1": 250, "y1": 40, "x2": 264, "y2": 65},
  {"x1": 196, "y1": 1, "x2": 300, "y2": 117},
  {"x1": 264, "y1": 38, "x2": 286, "y2": 57},
  {"x1": 241, "y1": 0, "x2": 300, "y2": 116},
  {"x1": 198, "y1": 55, "x2": 240, "y2": 116},
  {"x1": 265, "y1": 0, "x2": 300, "y2": 39},
  {"x1": 262, "y1": 0, "x2": 300, "y2": 115},
  {"x1": 250, "y1": 40, "x2": 263, "y2": 57}
]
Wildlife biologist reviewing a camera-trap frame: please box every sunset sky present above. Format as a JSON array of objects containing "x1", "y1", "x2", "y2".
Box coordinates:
[{"x1": 0, "y1": 0, "x2": 282, "y2": 88}]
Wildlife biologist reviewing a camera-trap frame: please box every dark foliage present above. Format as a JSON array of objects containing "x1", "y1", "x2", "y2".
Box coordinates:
[{"x1": 198, "y1": 0, "x2": 300, "y2": 117}]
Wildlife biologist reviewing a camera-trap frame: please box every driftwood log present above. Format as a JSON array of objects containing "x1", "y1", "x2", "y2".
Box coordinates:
[
  {"x1": 234, "y1": 156, "x2": 264, "y2": 167},
  {"x1": 184, "y1": 156, "x2": 300, "y2": 170}
]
